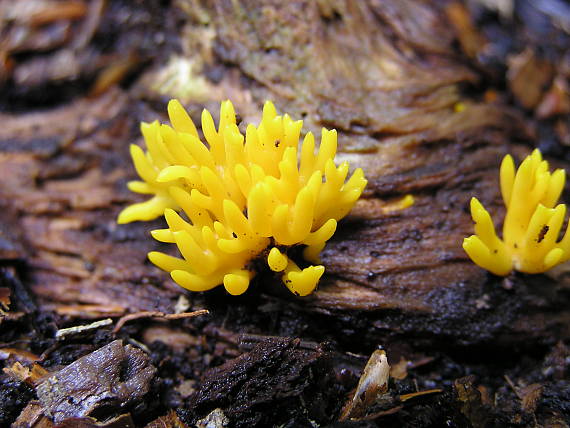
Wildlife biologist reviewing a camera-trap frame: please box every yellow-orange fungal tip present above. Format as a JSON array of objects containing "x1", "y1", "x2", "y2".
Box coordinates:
[
  {"x1": 284, "y1": 265, "x2": 325, "y2": 297},
  {"x1": 268, "y1": 247, "x2": 288, "y2": 272},
  {"x1": 464, "y1": 149, "x2": 570, "y2": 276},
  {"x1": 381, "y1": 194, "x2": 415, "y2": 213},
  {"x1": 223, "y1": 272, "x2": 250, "y2": 295},
  {"x1": 118, "y1": 100, "x2": 367, "y2": 295},
  {"x1": 400, "y1": 194, "x2": 414, "y2": 209}
]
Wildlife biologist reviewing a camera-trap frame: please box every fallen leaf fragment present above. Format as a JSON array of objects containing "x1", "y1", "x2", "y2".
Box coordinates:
[
  {"x1": 520, "y1": 383, "x2": 543, "y2": 414},
  {"x1": 536, "y1": 76, "x2": 570, "y2": 118},
  {"x1": 339, "y1": 349, "x2": 391, "y2": 421},
  {"x1": 445, "y1": 2, "x2": 487, "y2": 58},
  {"x1": 507, "y1": 48, "x2": 553, "y2": 110},
  {"x1": 3, "y1": 361, "x2": 49, "y2": 386},
  {"x1": 399, "y1": 389, "x2": 443, "y2": 401},
  {"x1": 454, "y1": 376, "x2": 489, "y2": 428},
  {"x1": 0, "y1": 286, "x2": 10, "y2": 314},
  {"x1": 145, "y1": 410, "x2": 190, "y2": 428},
  {"x1": 389, "y1": 356, "x2": 409, "y2": 380}
]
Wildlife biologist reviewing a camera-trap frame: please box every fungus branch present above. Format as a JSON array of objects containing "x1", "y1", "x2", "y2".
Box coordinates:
[
  {"x1": 118, "y1": 100, "x2": 368, "y2": 295},
  {"x1": 463, "y1": 149, "x2": 569, "y2": 275}
]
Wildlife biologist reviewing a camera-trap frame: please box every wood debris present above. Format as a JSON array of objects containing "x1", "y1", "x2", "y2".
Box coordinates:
[
  {"x1": 12, "y1": 401, "x2": 53, "y2": 428},
  {"x1": 195, "y1": 408, "x2": 229, "y2": 428},
  {"x1": 520, "y1": 383, "x2": 544, "y2": 414},
  {"x1": 54, "y1": 413, "x2": 135, "y2": 428},
  {"x1": 507, "y1": 48, "x2": 554, "y2": 109},
  {"x1": 3, "y1": 362, "x2": 49, "y2": 386},
  {"x1": 55, "y1": 318, "x2": 113, "y2": 340},
  {"x1": 0, "y1": 286, "x2": 9, "y2": 314},
  {"x1": 389, "y1": 356, "x2": 409, "y2": 380},
  {"x1": 339, "y1": 349, "x2": 392, "y2": 421},
  {"x1": 113, "y1": 309, "x2": 209, "y2": 333},
  {"x1": 0, "y1": 0, "x2": 569, "y2": 426},
  {"x1": 36, "y1": 340, "x2": 156, "y2": 423},
  {"x1": 145, "y1": 410, "x2": 190, "y2": 428},
  {"x1": 0, "y1": 347, "x2": 41, "y2": 363}
]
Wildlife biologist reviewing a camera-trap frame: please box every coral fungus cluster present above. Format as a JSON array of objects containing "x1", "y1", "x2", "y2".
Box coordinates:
[
  {"x1": 118, "y1": 100, "x2": 367, "y2": 295},
  {"x1": 463, "y1": 149, "x2": 569, "y2": 276}
]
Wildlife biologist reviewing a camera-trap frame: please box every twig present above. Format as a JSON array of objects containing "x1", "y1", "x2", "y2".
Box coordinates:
[
  {"x1": 55, "y1": 318, "x2": 113, "y2": 340},
  {"x1": 504, "y1": 375, "x2": 523, "y2": 399},
  {"x1": 113, "y1": 309, "x2": 209, "y2": 333}
]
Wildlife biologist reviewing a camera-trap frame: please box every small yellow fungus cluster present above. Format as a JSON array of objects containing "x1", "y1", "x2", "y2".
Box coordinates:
[
  {"x1": 118, "y1": 100, "x2": 367, "y2": 295},
  {"x1": 463, "y1": 149, "x2": 570, "y2": 276}
]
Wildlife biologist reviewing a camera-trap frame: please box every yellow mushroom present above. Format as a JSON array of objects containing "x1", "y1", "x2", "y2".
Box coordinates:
[
  {"x1": 463, "y1": 149, "x2": 569, "y2": 275},
  {"x1": 118, "y1": 100, "x2": 368, "y2": 295}
]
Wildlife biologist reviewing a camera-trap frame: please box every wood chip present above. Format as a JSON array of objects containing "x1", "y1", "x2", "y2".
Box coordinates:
[
  {"x1": 37, "y1": 340, "x2": 156, "y2": 424},
  {"x1": 142, "y1": 326, "x2": 201, "y2": 350},
  {"x1": 174, "y1": 380, "x2": 196, "y2": 399},
  {"x1": 520, "y1": 383, "x2": 543, "y2": 414},
  {"x1": 145, "y1": 410, "x2": 190, "y2": 428},
  {"x1": 55, "y1": 413, "x2": 135, "y2": 428},
  {"x1": 12, "y1": 401, "x2": 53, "y2": 428},
  {"x1": 29, "y1": 1, "x2": 87, "y2": 26},
  {"x1": 196, "y1": 408, "x2": 229, "y2": 428},
  {"x1": 0, "y1": 347, "x2": 41, "y2": 363},
  {"x1": 55, "y1": 318, "x2": 113, "y2": 340}
]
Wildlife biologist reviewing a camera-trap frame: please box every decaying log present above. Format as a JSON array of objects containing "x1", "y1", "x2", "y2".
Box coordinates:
[
  {"x1": 185, "y1": 337, "x2": 334, "y2": 426},
  {"x1": 0, "y1": 0, "x2": 566, "y2": 348},
  {"x1": 0, "y1": 0, "x2": 569, "y2": 426}
]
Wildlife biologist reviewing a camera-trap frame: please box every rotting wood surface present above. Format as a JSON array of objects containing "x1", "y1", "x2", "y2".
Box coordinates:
[
  {"x1": 0, "y1": 0, "x2": 569, "y2": 426},
  {"x1": 0, "y1": 0, "x2": 567, "y2": 345}
]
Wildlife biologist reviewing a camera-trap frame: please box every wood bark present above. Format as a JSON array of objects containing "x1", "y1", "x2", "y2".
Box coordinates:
[
  {"x1": 1, "y1": 0, "x2": 569, "y2": 426},
  {"x1": 1, "y1": 0, "x2": 567, "y2": 346}
]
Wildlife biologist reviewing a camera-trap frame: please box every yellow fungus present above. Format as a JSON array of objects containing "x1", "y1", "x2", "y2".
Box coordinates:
[
  {"x1": 463, "y1": 149, "x2": 570, "y2": 275},
  {"x1": 119, "y1": 100, "x2": 367, "y2": 295},
  {"x1": 268, "y1": 248, "x2": 288, "y2": 272},
  {"x1": 379, "y1": 194, "x2": 415, "y2": 214}
]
